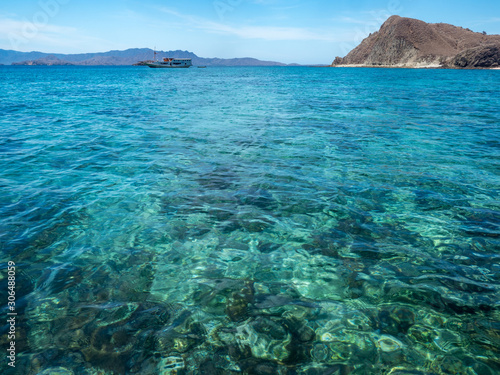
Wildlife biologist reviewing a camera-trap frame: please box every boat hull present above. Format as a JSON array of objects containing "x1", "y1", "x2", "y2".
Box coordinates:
[{"x1": 146, "y1": 63, "x2": 191, "y2": 68}]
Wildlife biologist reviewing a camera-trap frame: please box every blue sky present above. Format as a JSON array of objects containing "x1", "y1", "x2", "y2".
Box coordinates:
[{"x1": 1, "y1": 0, "x2": 499, "y2": 64}]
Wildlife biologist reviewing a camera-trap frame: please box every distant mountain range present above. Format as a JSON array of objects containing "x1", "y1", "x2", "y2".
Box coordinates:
[
  {"x1": 0, "y1": 48, "x2": 294, "y2": 67},
  {"x1": 333, "y1": 15, "x2": 500, "y2": 69}
]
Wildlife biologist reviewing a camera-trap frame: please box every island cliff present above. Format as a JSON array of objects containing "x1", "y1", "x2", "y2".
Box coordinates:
[{"x1": 332, "y1": 15, "x2": 500, "y2": 68}]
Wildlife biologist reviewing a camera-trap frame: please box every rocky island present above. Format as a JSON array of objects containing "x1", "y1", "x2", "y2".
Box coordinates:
[
  {"x1": 332, "y1": 15, "x2": 500, "y2": 69},
  {"x1": 12, "y1": 55, "x2": 74, "y2": 66},
  {"x1": 3, "y1": 48, "x2": 290, "y2": 67}
]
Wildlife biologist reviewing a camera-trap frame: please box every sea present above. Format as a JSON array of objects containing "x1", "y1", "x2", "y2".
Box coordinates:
[{"x1": 1, "y1": 65, "x2": 499, "y2": 375}]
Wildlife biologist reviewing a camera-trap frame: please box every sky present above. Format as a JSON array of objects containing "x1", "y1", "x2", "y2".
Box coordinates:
[{"x1": 1, "y1": 0, "x2": 499, "y2": 64}]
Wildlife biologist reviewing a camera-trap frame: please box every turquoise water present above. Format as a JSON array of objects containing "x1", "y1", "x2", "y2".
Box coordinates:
[{"x1": 1, "y1": 66, "x2": 500, "y2": 374}]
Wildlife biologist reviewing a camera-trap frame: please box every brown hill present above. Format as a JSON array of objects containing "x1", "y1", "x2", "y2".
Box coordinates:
[{"x1": 332, "y1": 15, "x2": 500, "y2": 68}]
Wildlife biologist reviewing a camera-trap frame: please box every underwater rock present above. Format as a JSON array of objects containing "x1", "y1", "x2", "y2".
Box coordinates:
[
  {"x1": 432, "y1": 330, "x2": 464, "y2": 353},
  {"x1": 253, "y1": 317, "x2": 287, "y2": 340},
  {"x1": 377, "y1": 335, "x2": 406, "y2": 366},
  {"x1": 28, "y1": 348, "x2": 64, "y2": 373},
  {"x1": 469, "y1": 318, "x2": 500, "y2": 354},
  {"x1": 95, "y1": 302, "x2": 139, "y2": 327},
  {"x1": 236, "y1": 212, "x2": 273, "y2": 233},
  {"x1": 131, "y1": 302, "x2": 171, "y2": 329},
  {"x1": 219, "y1": 238, "x2": 250, "y2": 252},
  {"x1": 414, "y1": 189, "x2": 455, "y2": 211},
  {"x1": 36, "y1": 367, "x2": 74, "y2": 375},
  {"x1": 156, "y1": 330, "x2": 201, "y2": 356},
  {"x1": 82, "y1": 323, "x2": 135, "y2": 372},
  {"x1": 283, "y1": 336, "x2": 314, "y2": 365},
  {"x1": 254, "y1": 294, "x2": 296, "y2": 309},
  {"x1": 197, "y1": 360, "x2": 221, "y2": 374},
  {"x1": 226, "y1": 281, "x2": 255, "y2": 322},
  {"x1": 227, "y1": 342, "x2": 253, "y2": 362},
  {"x1": 281, "y1": 198, "x2": 326, "y2": 215},
  {"x1": 169, "y1": 220, "x2": 213, "y2": 240},
  {"x1": 312, "y1": 328, "x2": 378, "y2": 366},
  {"x1": 28, "y1": 295, "x2": 68, "y2": 327},
  {"x1": 464, "y1": 360, "x2": 499, "y2": 375},
  {"x1": 294, "y1": 323, "x2": 316, "y2": 343},
  {"x1": 158, "y1": 356, "x2": 185, "y2": 375},
  {"x1": 311, "y1": 343, "x2": 329, "y2": 362},
  {"x1": 328, "y1": 340, "x2": 352, "y2": 362},
  {"x1": 237, "y1": 360, "x2": 277, "y2": 375},
  {"x1": 377, "y1": 335, "x2": 404, "y2": 352},
  {"x1": 351, "y1": 242, "x2": 391, "y2": 261},
  {"x1": 310, "y1": 230, "x2": 350, "y2": 259},
  {"x1": 336, "y1": 217, "x2": 373, "y2": 237},
  {"x1": 294, "y1": 364, "x2": 355, "y2": 375},
  {"x1": 244, "y1": 220, "x2": 270, "y2": 233},
  {"x1": 386, "y1": 368, "x2": 432, "y2": 375},
  {"x1": 236, "y1": 318, "x2": 292, "y2": 362},
  {"x1": 36, "y1": 263, "x2": 84, "y2": 294},
  {"x1": 199, "y1": 346, "x2": 244, "y2": 373},
  {"x1": 197, "y1": 166, "x2": 237, "y2": 190},
  {"x1": 348, "y1": 333, "x2": 378, "y2": 365},
  {"x1": 71, "y1": 301, "x2": 186, "y2": 374},
  {"x1": 310, "y1": 341, "x2": 352, "y2": 365},
  {"x1": 429, "y1": 355, "x2": 467, "y2": 374},
  {"x1": 197, "y1": 278, "x2": 249, "y2": 302},
  {"x1": 341, "y1": 309, "x2": 374, "y2": 332},
  {"x1": 343, "y1": 270, "x2": 365, "y2": 299},
  {"x1": 257, "y1": 242, "x2": 281, "y2": 253},
  {"x1": 459, "y1": 207, "x2": 500, "y2": 238},
  {"x1": 407, "y1": 325, "x2": 438, "y2": 347},
  {"x1": 377, "y1": 306, "x2": 416, "y2": 336},
  {"x1": 253, "y1": 294, "x2": 320, "y2": 311},
  {"x1": 219, "y1": 218, "x2": 243, "y2": 233},
  {"x1": 208, "y1": 205, "x2": 235, "y2": 222},
  {"x1": 81, "y1": 347, "x2": 131, "y2": 374},
  {"x1": 383, "y1": 285, "x2": 447, "y2": 312},
  {"x1": 234, "y1": 187, "x2": 277, "y2": 210}
]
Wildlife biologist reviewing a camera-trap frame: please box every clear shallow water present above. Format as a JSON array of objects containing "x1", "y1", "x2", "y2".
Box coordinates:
[{"x1": 1, "y1": 66, "x2": 500, "y2": 374}]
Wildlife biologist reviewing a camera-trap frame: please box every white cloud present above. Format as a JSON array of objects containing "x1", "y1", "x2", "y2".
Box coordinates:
[
  {"x1": 159, "y1": 7, "x2": 339, "y2": 42},
  {"x1": 0, "y1": 16, "x2": 112, "y2": 52},
  {"x1": 206, "y1": 23, "x2": 336, "y2": 42},
  {"x1": 0, "y1": 17, "x2": 76, "y2": 39},
  {"x1": 481, "y1": 17, "x2": 500, "y2": 24},
  {"x1": 337, "y1": 16, "x2": 376, "y2": 25}
]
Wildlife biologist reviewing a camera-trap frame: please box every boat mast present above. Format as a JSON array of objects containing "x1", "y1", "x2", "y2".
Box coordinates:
[{"x1": 153, "y1": 46, "x2": 157, "y2": 62}]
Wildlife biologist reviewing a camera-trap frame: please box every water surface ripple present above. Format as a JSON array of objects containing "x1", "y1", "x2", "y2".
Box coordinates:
[{"x1": 1, "y1": 66, "x2": 500, "y2": 374}]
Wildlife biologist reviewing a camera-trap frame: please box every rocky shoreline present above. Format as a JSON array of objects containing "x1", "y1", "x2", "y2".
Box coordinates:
[{"x1": 332, "y1": 64, "x2": 500, "y2": 70}]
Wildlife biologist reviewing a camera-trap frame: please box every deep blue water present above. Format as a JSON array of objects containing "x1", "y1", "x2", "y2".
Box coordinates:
[{"x1": 1, "y1": 66, "x2": 500, "y2": 374}]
